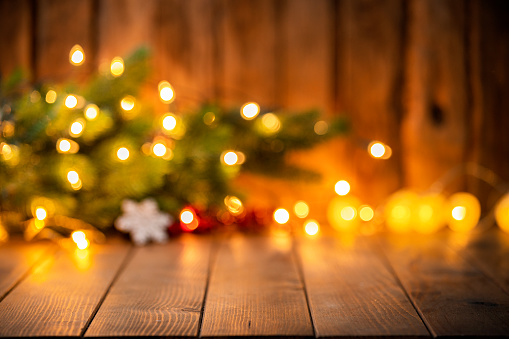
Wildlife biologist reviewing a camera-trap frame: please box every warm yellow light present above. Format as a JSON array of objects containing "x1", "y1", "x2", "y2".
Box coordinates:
[
  {"x1": 341, "y1": 206, "x2": 356, "y2": 220},
  {"x1": 327, "y1": 195, "x2": 361, "y2": 232},
  {"x1": 84, "y1": 104, "x2": 99, "y2": 120},
  {"x1": 261, "y1": 113, "x2": 280, "y2": 133},
  {"x1": 385, "y1": 190, "x2": 417, "y2": 233},
  {"x1": 304, "y1": 220, "x2": 320, "y2": 236},
  {"x1": 45, "y1": 90, "x2": 57, "y2": 104},
  {"x1": 162, "y1": 114, "x2": 177, "y2": 131},
  {"x1": 120, "y1": 96, "x2": 135, "y2": 111},
  {"x1": 224, "y1": 196, "x2": 244, "y2": 215},
  {"x1": 448, "y1": 192, "x2": 480, "y2": 232},
  {"x1": 334, "y1": 180, "x2": 350, "y2": 196},
  {"x1": 495, "y1": 193, "x2": 509, "y2": 233},
  {"x1": 158, "y1": 81, "x2": 175, "y2": 103},
  {"x1": 203, "y1": 112, "x2": 216, "y2": 125},
  {"x1": 58, "y1": 139, "x2": 71, "y2": 152},
  {"x1": 117, "y1": 147, "x2": 130, "y2": 161},
  {"x1": 359, "y1": 205, "x2": 374, "y2": 221},
  {"x1": 413, "y1": 194, "x2": 447, "y2": 234},
  {"x1": 69, "y1": 119, "x2": 85, "y2": 137},
  {"x1": 451, "y1": 206, "x2": 466, "y2": 221},
  {"x1": 71, "y1": 179, "x2": 82, "y2": 191},
  {"x1": 35, "y1": 207, "x2": 47, "y2": 221},
  {"x1": 274, "y1": 208, "x2": 290, "y2": 224},
  {"x1": 241, "y1": 102, "x2": 260, "y2": 120},
  {"x1": 72, "y1": 231, "x2": 86, "y2": 243},
  {"x1": 110, "y1": 57, "x2": 124, "y2": 77},
  {"x1": 76, "y1": 238, "x2": 89, "y2": 250},
  {"x1": 369, "y1": 142, "x2": 386, "y2": 158},
  {"x1": 67, "y1": 170, "x2": 79, "y2": 184},
  {"x1": 223, "y1": 151, "x2": 238, "y2": 166},
  {"x1": 180, "y1": 210, "x2": 194, "y2": 224},
  {"x1": 69, "y1": 45, "x2": 85, "y2": 66},
  {"x1": 65, "y1": 95, "x2": 78, "y2": 109},
  {"x1": 294, "y1": 201, "x2": 309, "y2": 218},
  {"x1": 152, "y1": 143, "x2": 167, "y2": 157},
  {"x1": 314, "y1": 121, "x2": 328, "y2": 135}
]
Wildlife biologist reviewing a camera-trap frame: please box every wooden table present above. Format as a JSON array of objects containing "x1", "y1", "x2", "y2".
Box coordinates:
[{"x1": 0, "y1": 229, "x2": 508, "y2": 338}]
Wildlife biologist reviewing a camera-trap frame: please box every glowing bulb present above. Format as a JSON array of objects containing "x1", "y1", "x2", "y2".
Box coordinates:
[
  {"x1": 158, "y1": 81, "x2": 175, "y2": 103},
  {"x1": 334, "y1": 180, "x2": 350, "y2": 196},
  {"x1": 67, "y1": 170, "x2": 79, "y2": 184},
  {"x1": 65, "y1": 95, "x2": 78, "y2": 109},
  {"x1": 84, "y1": 104, "x2": 98, "y2": 120},
  {"x1": 314, "y1": 121, "x2": 328, "y2": 135},
  {"x1": 110, "y1": 57, "x2": 124, "y2": 77},
  {"x1": 369, "y1": 142, "x2": 386, "y2": 158},
  {"x1": 162, "y1": 114, "x2": 177, "y2": 131},
  {"x1": 224, "y1": 196, "x2": 244, "y2": 215},
  {"x1": 45, "y1": 90, "x2": 57, "y2": 104},
  {"x1": 359, "y1": 205, "x2": 374, "y2": 221},
  {"x1": 451, "y1": 206, "x2": 466, "y2": 221},
  {"x1": 180, "y1": 211, "x2": 193, "y2": 224},
  {"x1": 341, "y1": 206, "x2": 356, "y2": 220},
  {"x1": 120, "y1": 96, "x2": 135, "y2": 111},
  {"x1": 274, "y1": 208, "x2": 290, "y2": 224},
  {"x1": 69, "y1": 45, "x2": 85, "y2": 66},
  {"x1": 76, "y1": 238, "x2": 89, "y2": 250},
  {"x1": 294, "y1": 201, "x2": 309, "y2": 218},
  {"x1": 385, "y1": 190, "x2": 418, "y2": 233},
  {"x1": 261, "y1": 113, "x2": 280, "y2": 133},
  {"x1": 495, "y1": 193, "x2": 509, "y2": 233},
  {"x1": 223, "y1": 151, "x2": 238, "y2": 166},
  {"x1": 72, "y1": 231, "x2": 86, "y2": 243},
  {"x1": 1, "y1": 143, "x2": 14, "y2": 161},
  {"x1": 35, "y1": 207, "x2": 47, "y2": 221},
  {"x1": 117, "y1": 147, "x2": 129, "y2": 161},
  {"x1": 448, "y1": 192, "x2": 481, "y2": 232},
  {"x1": 241, "y1": 102, "x2": 260, "y2": 120},
  {"x1": 304, "y1": 220, "x2": 320, "y2": 236},
  {"x1": 69, "y1": 119, "x2": 85, "y2": 137},
  {"x1": 58, "y1": 139, "x2": 71, "y2": 152},
  {"x1": 152, "y1": 143, "x2": 167, "y2": 157}
]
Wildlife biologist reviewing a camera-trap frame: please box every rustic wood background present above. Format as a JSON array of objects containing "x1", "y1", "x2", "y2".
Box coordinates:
[{"x1": 1, "y1": 0, "x2": 508, "y2": 213}]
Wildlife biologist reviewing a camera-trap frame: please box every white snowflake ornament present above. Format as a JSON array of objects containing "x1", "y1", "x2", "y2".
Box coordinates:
[{"x1": 115, "y1": 198, "x2": 173, "y2": 246}]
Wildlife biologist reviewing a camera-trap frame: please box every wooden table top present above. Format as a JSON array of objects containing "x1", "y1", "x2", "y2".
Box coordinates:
[{"x1": 0, "y1": 229, "x2": 508, "y2": 338}]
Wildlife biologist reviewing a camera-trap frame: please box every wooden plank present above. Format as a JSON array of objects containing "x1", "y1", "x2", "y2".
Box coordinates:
[
  {"x1": 154, "y1": 0, "x2": 215, "y2": 110},
  {"x1": 0, "y1": 0, "x2": 32, "y2": 79},
  {"x1": 218, "y1": 0, "x2": 278, "y2": 108},
  {"x1": 35, "y1": 0, "x2": 94, "y2": 81},
  {"x1": 200, "y1": 234, "x2": 313, "y2": 337},
  {"x1": 401, "y1": 0, "x2": 469, "y2": 192},
  {"x1": 0, "y1": 240, "x2": 55, "y2": 299},
  {"x1": 336, "y1": 0, "x2": 404, "y2": 205},
  {"x1": 85, "y1": 235, "x2": 212, "y2": 337},
  {"x1": 0, "y1": 241, "x2": 130, "y2": 337},
  {"x1": 380, "y1": 233, "x2": 509, "y2": 337},
  {"x1": 447, "y1": 229, "x2": 509, "y2": 295},
  {"x1": 297, "y1": 235, "x2": 429, "y2": 337}
]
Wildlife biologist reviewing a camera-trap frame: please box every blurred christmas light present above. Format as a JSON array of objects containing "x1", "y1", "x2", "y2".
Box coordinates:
[
  {"x1": 152, "y1": 143, "x2": 167, "y2": 157},
  {"x1": 359, "y1": 205, "x2": 374, "y2": 221},
  {"x1": 224, "y1": 196, "x2": 244, "y2": 216},
  {"x1": 158, "y1": 81, "x2": 175, "y2": 103},
  {"x1": 314, "y1": 121, "x2": 328, "y2": 135},
  {"x1": 294, "y1": 201, "x2": 309, "y2": 218},
  {"x1": 385, "y1": 190, "x2": 417, "y2": 233},
  {"x1": 65, "y1": 95, "x2": 78, "y2": 109},
  {"x1": 274, "y1": 208, "x2": 290, "y2": 224},
  {"x1": 2, "y1": 121, "x2": 14, "y2": 138},
  {"x1": 413, "y1": 194, "x2": 446, "y2": 234},
  {"x1": 1, "y1": 143, "x2": 13, "y2": 160},
  {"x1": 72, "y1": 230, "x2": 86, "y2": 243},
  {"x1": 35, "y1": 207, "x2": 47, "y2": 221},
  {"x1": 76, "y1": 238, "x2": 89, "y2": 250},
  {"x1": 341, "y1": 206, "x2": 356, "y2": 220},
  {"x1": 162, "y1": 114, "x2": 177, "y2": 131},
  {"x1": 67, "y1": 170, "x2": 80, "y2": 185},
  {"x1": 448, "y1": 192, "x2": 480, "y2": 232},
  {"x1": 45, "y1": 90, "x2": 57, "y2": 104},
  {"x1": 334, "y1": 180, "x2": 350, "y2": 196},
  {"x1": 261, "y1": 113, "x2": 281, "y2": 134},
  {"x1": 84, "y1": 104, "x2": 99, "y2": 120},
  {"x1": 69, "y1": 45, "x2": 85, "y2": 66},
  {"x1": 69, "y1": 119, "x2": 85, "y2": 137},
  {"x1": 495, "y1": 193, "x2": 509, "y2": 233},
  {"x1": 368, "y1": 141, "x2": 392, "y2": 159},
  {"x1": 241, "y1": 102, "x2": 260, "y2": 120},
  {"x1": 327, "y1": 195, "x2": 361, "y2": 232},
  {"x1": 110, "y1": 57, "x2": 124, "y2": 77},
  {"x1": 120, "y1": 96, "x2": 135, "y2": 111},
  {"x1": 117, "y1": 147, "x2": 130, "y2": 161},
  {"x1": 180, "y1": 208, "x2": 199, "y2": 231},
  {"x1": 304, "y1": 219, "x2": 320, "y2": 235},
  {"x1": 57, "y1": 138, "x2": 79, "y2": 154},
  {"x1": 222, "y1": 151, "x2": 238, "y2": 166},
  {"x1": 203, "y1": 112, "x2": 216, "y2": 125}
]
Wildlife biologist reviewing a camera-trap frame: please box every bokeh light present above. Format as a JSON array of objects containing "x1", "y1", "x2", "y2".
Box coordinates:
[
  {"x1": 69, "y1": 45, "x2": 85, "y2": 66},
  {"x1": 274, "y1": 208, "x2": 290, "y2": 224},
  {"x1": 334, "y1": 180, "x2": 350, "y2": 196},
  {"x1": 110, "y1": 57, "x2": 124, "y2": 77},
  {"x1": 241, "y1": 102, "x2": 260, "y2": 120},
  {"x1": 293, "y1": 201, "x2": 309, "y2": 218},
  {"x1": 304, "y1": 220, "x2": 320, "y2": 236}
]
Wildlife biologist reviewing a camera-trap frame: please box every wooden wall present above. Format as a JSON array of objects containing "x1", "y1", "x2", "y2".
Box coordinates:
[{"x1": 1, "y1": 0, "x2": 508, "y2": 214}]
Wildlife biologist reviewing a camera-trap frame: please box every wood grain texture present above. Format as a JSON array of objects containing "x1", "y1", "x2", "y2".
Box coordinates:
[
  {"x1": 337, "y1": 0, "x2": 404, "y2": 205},
  {"x1": 380, "y1": 232, "x2": 509, "y2": 337},
  {"x1": 447, "y1": 229, "x2": 509, "y2": 295},
  {"x1": 35, "y1": 0, "x2": 94, "y2": 81},
  {"x1": 0, "y1": 240, "x2": 55, "y2": 299},
  {"x1": 200, "y1": 234, "x2": 313, "y2": 337},
  {"x1": 0, "y1": 0, "x2": 32, "y2": 79},
  {"x1": 402, "y1": 0, "x2": 469, "y2": 192},
  {"x1": 85, "y1": 235, "x2": 212, "y2": 337},
  {"x1": 0, "y1": 242, "x2": 130, "y2": 337},
  {"x1": 297, "y1": 235, "x2": 429, "y2": 337}
]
